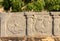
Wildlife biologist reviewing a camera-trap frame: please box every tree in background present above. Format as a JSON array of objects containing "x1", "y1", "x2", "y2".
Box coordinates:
[
  {"x1": 3, "y1": 0, "x2": 11, "y2": 11},
  {"x1": 3, "y1": 0, "x2": 45, "y2": 12},
  {"x1": 45, "y1": 0, "x2": 60, "y2": 11},
  {"x1": 26, "y1": 0, "x2": 45, "y2": 11}
]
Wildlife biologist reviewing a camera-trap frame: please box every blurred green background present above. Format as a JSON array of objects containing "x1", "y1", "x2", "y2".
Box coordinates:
[{"x1": 0, "y1": 0, "x2": 3, "y2": 7}]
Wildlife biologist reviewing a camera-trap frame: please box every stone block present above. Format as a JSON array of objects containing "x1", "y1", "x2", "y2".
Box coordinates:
[
  {"x1": 0, "y1": 12, "x2": 26, "y2": 37},
  {"x1": 51, "y1": 12, "x2": 60, "y2": 36},
  {"x1": 25, "y1": 12, "x2": 52, "y2": 36}
]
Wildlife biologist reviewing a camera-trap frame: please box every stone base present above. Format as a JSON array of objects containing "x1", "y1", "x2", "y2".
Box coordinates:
[{"x1": 0, "y1": 36, "x2": 60, "y2": 41}]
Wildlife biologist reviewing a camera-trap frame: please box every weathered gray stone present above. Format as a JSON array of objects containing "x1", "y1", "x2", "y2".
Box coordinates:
[
  {"x1": 54, "y1": 16, "x2": 60, "y2": 36},
  {"x1": 0, "y1": 12, "x2": 59, "y2": 37},
  {"x1": 25, "y1": 12, "x2": 36, "y2": 36},
  {"x1": 25, "y1": 12, "x2": 52, "y2": 36},
  {"x1": 0, "y1": 12, "x2": 26, "y2": 37},
  {"x1": 34, "y1": 12, "x2": 52, "y2": 36},
  {"x1": 51, "y1": 12, "x2": 60, "y2": 36}
]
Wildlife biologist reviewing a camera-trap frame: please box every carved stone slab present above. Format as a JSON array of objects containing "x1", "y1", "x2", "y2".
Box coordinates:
[
  {"x1": 51, "y1": 12, "x2": 60, "y2": 36},
  {"x1": 53, "y1": 16, "x2": 60, "y2": 36},
  {"x1": 0, "y1": 12, "x2": 26, "y2": 37},
  {"x1": 34, "y1": 14, "x2": 52, "y2": 36},
  {"x1": 25, "y1": 12, "x2": 52, "y2": 36}
]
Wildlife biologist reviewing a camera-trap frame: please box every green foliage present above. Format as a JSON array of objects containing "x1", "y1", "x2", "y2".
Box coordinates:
[
  {"x1": 3, "y1": 0, "x2": 24, "y2": 12},
  {"x1": 0, "y1": 0, "x2": 3, "y2": 5},
  {"x1": 3, "y1": 0, "x2": 45, "y2": 12},
  {"x1": 33, "y1": 0, "x2": 45, "y2": 11},
  {"x1": 3, "y1": 0, "x2": 11, "y2": 11},
  {"x1": 11, "y1": 0, "x2": 24, "y2": 12},
  {"x1": 26, "y1": 0, "x2": 45, "y2": 12},
  {"x1": 45, "y1": 0, "x2": 60, "y2": 11},
  {"x1": 3, "y1": 0, "x2": 60, "y2": 12},
  {"x1": 26, "y1": 2, "x2": 34, "y2": 11}
]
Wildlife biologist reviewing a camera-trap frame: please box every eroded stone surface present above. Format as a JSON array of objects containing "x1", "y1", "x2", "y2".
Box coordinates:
[
  {"x1": 53, "y1": 16, "x2": 60, "y2": 36},
  {"x1": 0, "y1": 12, "x2": 60, "y2": 37},
  {"x1": 25, "y1": 12, "x2": 52, "y2": 36},
  {"x1": 34, "y1": 14, "x2": 52, "y2": 35},
  {"x1": 51, "y1": 12, "x2": 60, "y2": 36},
  {"x1": 0, "y1": 12, "x2": 26, "y2": 37}
]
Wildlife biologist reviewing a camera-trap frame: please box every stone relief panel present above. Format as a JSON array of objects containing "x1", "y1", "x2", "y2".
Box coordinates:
[
  {"x1": 7, "y1": 14, "x2": 25, "y2": 34},
  {"x1": 51, "y1": 12, "x2": 60, "y2": 36},
  {"x1": 1, "y1": 13, "x2": 26, "y2": 37},
  {"x1": 53, "y1": 16, "x2": 60, "y2": 36},
  {"x1": 0, "y1": 12, "x2": 59, "y2": 37},
  {"x1": 34, "y1": 15, "x2": 52, "y2": 35}
]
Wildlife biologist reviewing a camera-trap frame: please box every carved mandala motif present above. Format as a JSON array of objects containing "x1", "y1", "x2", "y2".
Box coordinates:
[{"x1": 7, "y1": 15, "x2": 25, "y2": 34}]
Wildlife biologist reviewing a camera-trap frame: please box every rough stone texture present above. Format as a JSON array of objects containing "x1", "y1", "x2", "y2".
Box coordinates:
[
  {"x1": 25, "y1": 12, "x2": 36, "y2": 36},
  {"x1": 34, "y1": 12, "x2": 52, "y2": 36},
  {"x1": 51, "y1": 12, "x2": 60, "y2": 36},
  {"x1": 0, "y1": 37, "x2": 60, "y2": 41},
  {"x1": 42, "y1": 37, "x2": 55, "y2": 41},
  {"x1": 0, "y1": 12, "x2": 60, "y2": 38},
  {"x1": 53, "y1": 16, "x2": 60, "y2": 36},
  {"x1": 0, "y1": 12, "x2": 26, "y2": 37},
  {"x1": 25, "y1": 12, "x2": 52, "y2": 36}
]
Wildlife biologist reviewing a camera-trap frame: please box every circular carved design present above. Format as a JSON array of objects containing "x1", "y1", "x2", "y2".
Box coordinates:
[{"x1": 7, "y1": 15, "x2": 25, "y2": 34}]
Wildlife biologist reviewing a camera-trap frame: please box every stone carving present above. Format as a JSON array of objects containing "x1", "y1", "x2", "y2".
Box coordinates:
[
  {"x1": 53, "y1": 16, "x2": 60, "y2": 36},
  {"x1": 7, "y1": 14, "x2": 26, "y2": 34},
  {"x1": 34, "y1": 15, "x2": 52, "y2": 35},
  {"x1": 0, "y1": 12, "x2": 58, "y2": 37},
  {"x1": 35, "y1": 18, "x2": 46, "y2": 33}
]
